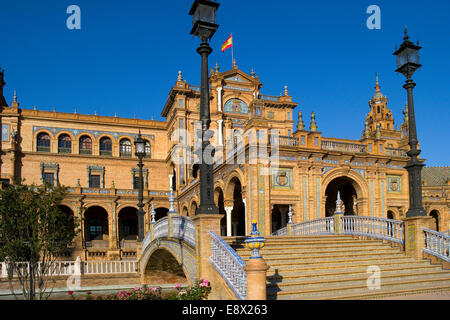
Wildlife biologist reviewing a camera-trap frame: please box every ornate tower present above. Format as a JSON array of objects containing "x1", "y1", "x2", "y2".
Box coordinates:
[{"x1": 363, "y1": 74, "x2": 395, "y2": 139}]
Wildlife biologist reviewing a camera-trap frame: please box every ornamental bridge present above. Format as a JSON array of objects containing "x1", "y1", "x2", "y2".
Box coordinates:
[{"x1": 138, "y1": 209, "x2": 450, "y2": 300}]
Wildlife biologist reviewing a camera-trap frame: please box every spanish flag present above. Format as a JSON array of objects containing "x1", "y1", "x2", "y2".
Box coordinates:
[{"x1": 221, "y1": 34, "x2": 233, "y2": 52}]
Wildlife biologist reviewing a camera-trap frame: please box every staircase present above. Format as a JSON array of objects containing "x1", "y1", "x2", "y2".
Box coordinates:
[{"x1": 225, "y1": 235, "x2": 450, "y2": 300}]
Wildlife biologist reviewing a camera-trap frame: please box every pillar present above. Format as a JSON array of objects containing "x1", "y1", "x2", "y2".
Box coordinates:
[
  {"x1": 403, "y1": 216, "x2": 434, "y2": 260},
  {"x1": 224, "y1": 206, "x2": 233, "y2": 237},
  {"x1": 244, "y1": 220, "x2": 269, "y2": 300},
  {"x1": 193, "y1": 214, "x2": 223, "y2": 281},
  {"x1": 217, "y1": 119, "x2": 223, "y2": 146},
  {"x1": 216, "y1": 87, "x2": 223, "y2": 112}
]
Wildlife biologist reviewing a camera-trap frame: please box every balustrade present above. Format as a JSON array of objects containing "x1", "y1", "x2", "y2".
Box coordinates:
[
  {"x1": 424, "y1": 228, "x2": 450, "y2": 262},
  {"x1": 321, "y1": 140, "x2": 366, "y2": 154}
]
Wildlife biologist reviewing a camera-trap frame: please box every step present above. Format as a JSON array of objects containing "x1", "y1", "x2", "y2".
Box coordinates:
[
  {"x1": 232, "y1": 242, "x2": 390, "y2": 253},
  {"x1": 267, "y1": 269, "x2": 450, "y2": 288},
  {"x1": 236, "y1": 248, "x2": 400, "y2": 260},
  {"x1": 269, "y1": 278, "x2": 450, "y2": 300},
  {"x1": 259, "y1": 256, "x2": 417, "y2": 271},
  {"x1": 266, "y1": 263, "x2": 443, "y2": 279},
  {"x1": 242, "y1": 252, "x2": 408, "y2": 266}
]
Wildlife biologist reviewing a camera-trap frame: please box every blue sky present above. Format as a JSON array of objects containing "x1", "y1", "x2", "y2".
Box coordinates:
[{"x1": 0, "y1": 0, "x2": 449, "y2": 166}]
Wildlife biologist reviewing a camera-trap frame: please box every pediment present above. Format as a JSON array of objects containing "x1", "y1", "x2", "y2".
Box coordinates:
[{"x1": 224, "y1": 74, "x2": 250, "y2": 83}]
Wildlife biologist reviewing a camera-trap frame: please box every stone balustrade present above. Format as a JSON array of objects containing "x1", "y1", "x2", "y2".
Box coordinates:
[
  {"x1": 424, "y1": 228, "x2": 450, "y2": 262},
  {"x1": 321, "y1": 140, "x2": 366, "y2": 154}
]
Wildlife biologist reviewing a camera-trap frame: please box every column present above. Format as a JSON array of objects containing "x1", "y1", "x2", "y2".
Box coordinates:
[
  {"x1": 224, "y1": 206, "x2": 233, "y2": 237},
  {"x1": 216, "y1": 87, "x2": 223, "y2": 112},
  {"x1": 242, "y1": 198, "x2": 247, "y2": 235},
  {"x1": 217, "y1": 119, "x2": 223, "y2": 146}
]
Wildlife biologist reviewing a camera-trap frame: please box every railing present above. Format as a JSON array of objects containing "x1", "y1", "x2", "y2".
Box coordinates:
[
  {"x1": 273, "y1": 216, "x2": 405, "y2": 245},
  {"x1": 209, "y1": 231, "x2": 246, "y2": 300},
  {"x1": 120, "y1": 240, "x2": 138, "y2": 249},
  {"x1": 84, "y1": 240, "x2": 109, "y2": 248},
  {"x1": 259, "y1": 94, "x2": 279, "y2": 102},
  {"x1": 321, "y1": 140, "x2": 366, "y2": 154},
  {"x1": 269, "y1": 135, "x2": 298, "y2": 147},
  {"x1": 83, "y1": 260, "x2": 138, "y2": 274},
  {"x1": 171, "y1": 215, "x2": 196, "y2": 247},
  {"x1": 141, "y1": 215, "x2": 196, "y2": 254},
  {"x1": 58, "y1": 147, "x2": 72, "y2": 154},
  {"x1": 385, "y1": 147, "x2": 408, "y2": 158},
  {"x1": 341, "y1": 216, "x2": 404, "y2": 244},
  {"x1": 0, "y1": 258, "x2": 139, "y2": 278},
  {"x1": 273, "y1": 217, "x2": 335, "y2": 236},
  {"x1": 424, "y1": 228, "x2": 450, "y2": 262},
  {"x1": 37, "y1": 146, "x2": 50, "y2": 152}
]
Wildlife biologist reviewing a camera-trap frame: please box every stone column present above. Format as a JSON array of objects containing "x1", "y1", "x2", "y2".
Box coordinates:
[
  {"x1": 242, "y1": 198, "x2": 247, "y2": 235},
  {"x1": 244, "y1": 220, "x2": 269, "y2": 300},
  {"x1": 216, "y1": 87, "x2": 223, "y2": 112},
  {"x1": 403, "y1": 216, "x2": 434, "y2": 260},
  {"x1": 193, "y1": 214, "x2": 223, "y2": 281},
  {"x1": 217, "y1": 119, "x2": 223, "y2": 146},
  {"x1": 224, "y1": 206, "x2": 233, "y2": 237}
]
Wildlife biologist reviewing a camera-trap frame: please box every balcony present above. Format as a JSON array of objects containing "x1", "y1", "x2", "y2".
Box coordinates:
[
  {"x1": 100, "y1": 150, "x2": 112, "y2": 156},
  {"x1": 79, "y1": 149, "x2": 92, "y2": 155},
  {"x1": 58, "y1": 147, "x2": 72, "y2": 154},
  {"x1": 269, "y1": 135, "x2": 298, "y2": 147},
  {"x1": 321, "y1": 140, "x2": 366, "y2": 154},
  {"x1": 37, "y1": 146, "x2": 50, "y2": 152},
  {"x1": 385, "y1": 147, "x2": 408, "y2": 158}
]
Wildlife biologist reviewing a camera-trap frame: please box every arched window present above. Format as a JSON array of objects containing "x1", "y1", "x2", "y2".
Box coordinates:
[
  {"x1": 144, "y1": 140, "x2": 151, "y2": 158},
  {"x1": 89, "y1": 218, "x2": 103, "y2": 240},
  {"x1": 37, "y1": 132, "x2": 51, "y2": 152},
  {"x1": 119, "y1": 139, "x2": 132, "y2": 157},
  {"x1": 58, "y1": 134, "x2": 72, "y2": 153},
  {"x1": 100, "y1": 137, "x2": 112, "y2": 156},
  {"x1": 79, "y1": 136, "x2": 92, "y2": 155}
]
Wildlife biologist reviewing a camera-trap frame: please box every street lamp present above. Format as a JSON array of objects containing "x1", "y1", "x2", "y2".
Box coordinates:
[
  {"x1": 189, "y1": 0, "x2": 219, "y2": 214},
  {"x1": 393, "y1": 28, "x2": 427, "y2": 217},
  {"x1": 134, "y1": 131, "x2": 146, "y2": 241}
]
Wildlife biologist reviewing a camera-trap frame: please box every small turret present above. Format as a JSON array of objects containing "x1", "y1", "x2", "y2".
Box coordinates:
[
  {"x1": 297, "y1": 111, "x2": 305, "y2": 131},
  {"x1": 310, "y1": 112, "x2": 318, "y2": 132}
]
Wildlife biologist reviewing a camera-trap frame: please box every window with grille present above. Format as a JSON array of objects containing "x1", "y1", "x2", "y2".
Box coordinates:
[
  {"x1": 100, "y1": 137, "x2": 112, "y2": 156},
  {"x1": 89, "y1": 174, "x2": 101, "y2": 188},
  {"x1": 37, "y1": 133, "x2": 51, "y2": 152},
  {"x1": 58, "y1": 134, "x2": 72, "y2": 153},
  {"x1": 119, "y1": 139, "x2": 132, "y2": 157},
  {"x1": 43, "y1": 172, "x2": 54, "y2": 185},
  {"x1": 79, "y1": 136, "x2": 92, "y2": 154}
]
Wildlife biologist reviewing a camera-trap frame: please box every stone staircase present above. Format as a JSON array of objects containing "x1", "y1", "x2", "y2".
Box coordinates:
[{"x1": 225, "y1": 235, "x2": 450, "y2": 300}]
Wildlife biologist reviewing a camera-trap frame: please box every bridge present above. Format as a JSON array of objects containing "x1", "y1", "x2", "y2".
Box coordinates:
[{"x1": 137, "y1": 211, "x2": 450, "y2": 300}]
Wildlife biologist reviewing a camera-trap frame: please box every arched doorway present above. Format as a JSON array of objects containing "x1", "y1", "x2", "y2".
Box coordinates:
[
  {"x1": 231, "y1": 178, "x2": 245, "y2": 236},
  {"x1": 84, "y1": 206, "x2": 109, "y2": 247},
  {"x1": 430, "y1": 210, "x2": 439, "y2": 231},
  {"x1": 118, "y1": 207, "x2": 138, "y2": 241},
  {"x1": 325, "y1": 177, "x2": 359, "y2": 217},
  {"x1": 155, "y1": 207, "x2": 169, "y2": 221},
  {"x1": 143, "y1": 249, "x2": 187, "y2": 285},
  {"x1": 214, "y1": 187, "x2": 226, "y2": 236},
  {"x1": 387, "y1": 210, "x2": 395, "y2": 220},
  {"x1": 271, "y1": 205, "x2": 289, "y2": 234}
]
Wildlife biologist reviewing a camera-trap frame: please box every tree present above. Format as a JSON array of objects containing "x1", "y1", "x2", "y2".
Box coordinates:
[{"x1": 0, "y1": 183, "x2": 79, "y2": 300}]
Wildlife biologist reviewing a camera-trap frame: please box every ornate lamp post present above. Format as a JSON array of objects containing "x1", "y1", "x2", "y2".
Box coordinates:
[
  {"x1": 134, "y1": 131, "x2": 146, "y2": 241},
  {"x1": 393, "y1": 28, "x2": 427, "y2": 218},
  {"x1": 189, "y1": 0, "x2": 219, "y2": 214}
]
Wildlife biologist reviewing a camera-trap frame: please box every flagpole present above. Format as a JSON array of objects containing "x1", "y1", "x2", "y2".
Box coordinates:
[{"x1": 231, "y1": 33, "x2": 234, "y2": 67}]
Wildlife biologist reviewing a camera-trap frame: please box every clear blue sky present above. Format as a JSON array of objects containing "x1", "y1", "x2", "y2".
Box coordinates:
[{"x1": 0, "y1": 0, "x2": 449, "y2": 166}]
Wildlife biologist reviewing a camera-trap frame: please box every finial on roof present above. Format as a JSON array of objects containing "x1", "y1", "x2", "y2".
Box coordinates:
[
  {"x1": 297, "y1": 111, "x2": 305, "y2": 131},
  {"x1": 13, "y1": 90, "x2": 17, "y2": 103},
  {"x1": 375, "y1": 72, "x2": 380, "y2": 92},
  {"x1": 133, "y1": 113, "x2": 136, "y2": 119},
  {"x1": 250, "y1": 67, "x2": 255, "y2": 78},
  {"x1": 404, "y1": 25, "x2": 410, "y2": 41},
  {"x1": 310, "y1": 112, "x2": 318, "y2": 132},
  {"x1": 94, "y1": 111, "x2": 97, "y2": 116},
  {"x1": 151, "y1": 115, "x2": 154, "y2": 121},
  {"x1": 284, "y1": 85, "x2": 289, "y2": 96},
  {"x1": 375, "y1": 123, "x2": 381, "y2": 139},
  {"x1": 215, "y1": 62, "x2": 219, "y2": 73},
  {"x1": 33, "y1": 106, "x2": 37, "y2": 110},
  {"x1": 364, "y1": 120, "x2": 370, "y2": 138},
  {"x1": 232, "y1": 59, "x2": 237, "y2": 69},
  {"x1": 53, "y1": 107, "x2": 56, "y2": 112},
  {"x1": 177, "y1": 70, "x2": 183, "y2": 82},
  {"x1": 74, "y1": 108, "x2": 77, "y2": 114}
]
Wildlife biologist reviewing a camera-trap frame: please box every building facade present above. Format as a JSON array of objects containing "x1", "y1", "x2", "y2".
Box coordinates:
[{"x1": 0, "y1": 64, "x2": 448, "y2": 260}]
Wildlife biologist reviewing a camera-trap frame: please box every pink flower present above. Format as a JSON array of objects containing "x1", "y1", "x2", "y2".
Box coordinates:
[
  {"x1": 134, "y1": 286, "x2": 141, "y2": 291},
  {"x1": 151, "y1": 287, "x2": 158, "y2": 291},
  {"x1": 199, "y1": 282, "x2": 208, "y2": 287},
  {"x1": 174, "y1": 283, "x2": 182, "y2": 290},
  {"x1": 68, "y1": 291, "x2": 73, "y2": 295}
]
